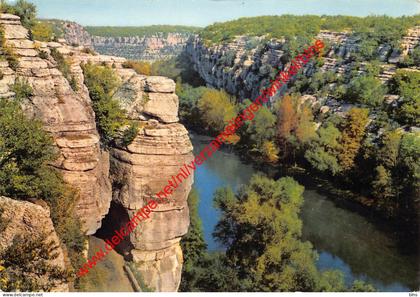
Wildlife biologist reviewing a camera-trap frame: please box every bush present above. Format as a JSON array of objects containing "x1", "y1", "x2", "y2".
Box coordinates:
[
  {"x1": 0, "y1": 0, "x2": 36, "y2": 30},
  {"x1": 121, "y1": 122, "x2": 139, "y2": 146},
  {"x1": 31, "y1": 21, "x2": 53, "y2": 41},
  {"x1": 122, "y1": 60, "x2": 151, "y2": 75},
  {"x1": 11, "y1": 77, "x2": 33, "y2": 101},
  {"x1": 82, "y1": 62, "x2": 126, "y2": 146},
  {"x1": 0, "y1": 233, "x2": 68, "y2": 292}
]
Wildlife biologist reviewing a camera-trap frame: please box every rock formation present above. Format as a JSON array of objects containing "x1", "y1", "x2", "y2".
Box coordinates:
[
  {"x1": 186, "y1": 27, "x2": 420, "y2": 104},
  {"x1": 0, "y1": 196, "x2": 69, "y2": 292},
  {"x1": 91, "y1": 33, "x2": 191, "y2": 61},
  {"x1": 1, "y1": 13, "x2": 193, "y2": 292},
  {"x1": 0, "y1": 13, "x2": 112, "y2": 235}
]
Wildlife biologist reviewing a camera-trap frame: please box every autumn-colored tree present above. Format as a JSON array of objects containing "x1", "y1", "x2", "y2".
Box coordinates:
[
  {"x1": 276, "y1": 95, "x2": 298, "y2": 140},
  {"x1": 197, "y1": 89, "x2": 237, "y2": 133},
  {"x1": 295, "y1": 105, "x2": 316, "y2": 144},
  {"x1": 262, "y1": 140, "x2": 279, "y2": 163},
  {"x1": 122, "y1": 60, "x2": 151, "y2": 75},
  {"x1": 338, "y1": 108, "x2": 369, "y2": 172}
]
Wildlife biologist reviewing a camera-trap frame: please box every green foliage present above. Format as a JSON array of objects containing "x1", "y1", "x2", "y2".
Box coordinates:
[
  {"x1": 82, "y1": 62, "x2": 126, "y2": 146},
  {"x1": 197, "y1": 88, "x2": 237, "y2": 133},
  {"x1": 180, "y1": 189, "x2": 207, "y2": 291},
  {"x1": 345, "y1": 75, "x2": 386, "y2": 107},
  {"x1": 122, "y1": 60, "x2": 151, "y2": 75},
  {"x1": 85, "y1": 25, "x2": 200, "y2": 37},
  {"x1": 11, "y1": 77, "x2": 33, "y2": 101},
  {"x1": 0, "y1": 0, "x2": 36, "y2": 30},
  {"x1": 338, "y1": 108, "x2": 370, "y2": 172},
  {"x1": 177, "y1": 83, "x2": 207, "y2": 128},
  {"x1": 213, "y1": 175, "x2": 320, "y2": 291},
  {"x1": 0, "y1": 26, "x2": 19, "y2": 71},
  {"x1": 0, "y1": 99, "x2": 85, "y2": 272},
  {"x1": 50, "y1": 48, "x2": 79, "y2": 91},
  {"x1": 0, "y1": 232, "x2": 68, "y2": 292},
  {"x1": 305, "y1": 123, "x2": 342, "y2": 175},
  {"x1": 389, "y1": 70, "x2": 420, "y2": 126},
  {"x1": 121, "y1": 122, "x2": 139, "y2": 146},
  {"x1": 200, "y1": 15, "x2": 420, "y2": 55},
  {"x1": 0, "y1": 100, "x2": 56, "y2": 199},
  {"x1": 245, "y1": 101, "x2": 277, "y2": 149},
  {"x1": 31, "y1": 21, "x2": 53, "y2": 41},
  {"x1": 351, "y1": 280, "x2": 376, "y2": 292}
]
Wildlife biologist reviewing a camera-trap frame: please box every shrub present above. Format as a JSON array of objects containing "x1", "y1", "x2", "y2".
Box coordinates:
[
  {"x1": 11, "y1": 77, "x2": 33, "y2": 101},
  {"x1": 50, "y1": 48, "x2": 79, "y2": 91},
  {"x1": 38, "y1": 50, "x2": 48, "y2": 59},
  {"x1": 121, "y1": 122, "x2": 139, "y2": 146},
  {"x1": 82, "y1": 62, "x2": 126, "y2": 146},
  {"x1": 81, "y1": 47, "x2": 96, "y2": 55},
  {"x1": 122, "y1": 60, "x2": 151, "y2": 75},
  {"x1": 31, "y1": 21, "x2": 53, "y2": 41},
  {"x1": 0, "y1": 233, "x2": 69, "y2": 292}
]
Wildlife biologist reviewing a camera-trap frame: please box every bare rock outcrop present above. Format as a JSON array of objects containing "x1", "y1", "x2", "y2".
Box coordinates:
[
  {"x1": 0, "y1": 196, "x2": 69, "y2": 292},
  {"x1": 0, "y1": 13, "x2": 112, "y2": 235},
  {"x1": 109, "y1": 70, "x2": 193, "y2": 291}
]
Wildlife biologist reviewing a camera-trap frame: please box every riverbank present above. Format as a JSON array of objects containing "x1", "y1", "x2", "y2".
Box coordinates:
[{"x1": 190, "y1": 133, "x2": 419, "y2": 291}]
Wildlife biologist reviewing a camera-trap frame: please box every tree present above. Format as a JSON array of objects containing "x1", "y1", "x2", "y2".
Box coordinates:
[
  {"x1": 0, "y1": 99, "x2": 84, "y2": 274},
  {"x1": 244, "y1": 100, "x2": 276, "y2": 152},
  {"x1": 338, "y1": 108, "x2": 369, "y2": 172},
  {"x1": 262, "y1": 140, "x2": 279, "y2": 163},
  {"x1": 180, "y1": 189, "x2": 207, "y2": 291},
  {"x1": 213, "y1": 175, "x2": 320, "y2": 291},
  {"x1": 304, "y1": 123, "x2": 342, "y2": 175},
  {"x1": 276, "y1": 95, "x2": 298, "y2": 141},
  {"x1": 345, "y1": 75, "x2": 386, "y2": 107},
  {"x1": 197, "y1": 89, "x2": 237, "y2": 133},
  {"x1": 389, "y1": 70, "x2": 420, "y2": 126}
]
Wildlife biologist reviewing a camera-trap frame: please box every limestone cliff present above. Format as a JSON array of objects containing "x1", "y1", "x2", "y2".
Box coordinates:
[
  {"x1": 186, "y1": 28, "x2": 420, "y2": 102},
  {"x1": 0, "y1": 13, "x2": 112, "y2": 235},
  {"x1": 91, "y1": 33, "x2": 191, "y2": 61},
  {"x1": 0, "y1": 13, "x2": 193, "y2": 292}
]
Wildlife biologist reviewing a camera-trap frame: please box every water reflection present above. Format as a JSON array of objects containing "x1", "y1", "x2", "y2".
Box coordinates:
[{"x1": 190, "y1": 133, "x2": 418, "y2": 292}]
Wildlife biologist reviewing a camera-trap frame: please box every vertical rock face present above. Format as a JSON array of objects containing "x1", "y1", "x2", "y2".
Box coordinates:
[
  {"x1": 109, "y1": 72, "x2": 193, "y2": 292},
  {"x1": 0, "y1": 13, "x2": 112, "y2": 235},
  {"x1": 0, "y1": 196, "x2": 69, "y2": 292}
]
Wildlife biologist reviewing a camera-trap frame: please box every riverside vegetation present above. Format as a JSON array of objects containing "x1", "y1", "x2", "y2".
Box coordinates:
[{"x1": 146, "y1": 14, "x2": 420, "y2": 292}]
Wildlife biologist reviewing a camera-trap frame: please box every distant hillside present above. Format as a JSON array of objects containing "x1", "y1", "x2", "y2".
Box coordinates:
[{"x1": 85, "y1": 25, "x2": 201, "y2": 38}]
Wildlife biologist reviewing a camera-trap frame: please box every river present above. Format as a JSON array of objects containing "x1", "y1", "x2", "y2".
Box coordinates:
[{"x1": 191, "y1": 133, "x2": 419, "y2": 292}]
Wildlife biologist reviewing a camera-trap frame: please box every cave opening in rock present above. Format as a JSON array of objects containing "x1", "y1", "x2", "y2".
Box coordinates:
[{"x1": 95, "y1": 201, "x2": 135, "y2": 261}]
